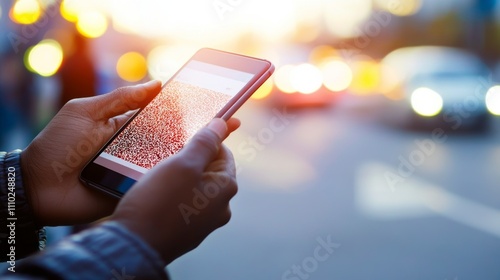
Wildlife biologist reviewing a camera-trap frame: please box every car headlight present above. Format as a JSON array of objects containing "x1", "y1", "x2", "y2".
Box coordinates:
[
  {"x1": 486, "y1": 86, "x2": 500, "y2": 116},
  {"x1": 410, "y1": 87, "x2": 443, "y2": 117},
  {"x1": 290, "y1": 64, "x2": 323, "y2": 95}
]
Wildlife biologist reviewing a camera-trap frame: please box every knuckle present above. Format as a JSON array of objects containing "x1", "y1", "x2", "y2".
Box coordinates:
[
  {"x1": 226, "y1": 177, "x2": 238, "y2": 198},
  {"x1": 63, "y1": 98, "x2": 82, "y2": 110},
  {"x1": 111, "y1": 86, "x2": 128, "y2": 96},
  {"x1": 192, "y1": 132, "x2": 218, "y2": 153},
  {"x1": 170, "y1": 157, "x2": 201, "y2": 177},
  {"x1": 62, "y1": 98, "x2": 91, "y2": 117},
  {"x1": 219, "y1": 208, "x2": 232, "y2": 227}
]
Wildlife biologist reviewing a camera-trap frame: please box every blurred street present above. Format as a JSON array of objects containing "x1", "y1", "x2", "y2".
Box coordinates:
[
  {"x1": 169, "y1": 97, "x2": 500, "y2": 279},
  {"x1": 2, "y1": 0, "x2": 500, "y2": 279}
]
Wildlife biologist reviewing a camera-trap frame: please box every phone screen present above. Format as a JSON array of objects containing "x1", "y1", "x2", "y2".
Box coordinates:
[
  {"x1": 92, "y1": 60, "x2": 254, "y2": 182},
  {"x1": 81, "y1": 48, "x2": 273, "y2": 196}
]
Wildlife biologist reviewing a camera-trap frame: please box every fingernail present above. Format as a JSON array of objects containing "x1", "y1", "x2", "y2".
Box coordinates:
[{"x1": 207, "y1": 119, "x2": 227, "y2": 139}]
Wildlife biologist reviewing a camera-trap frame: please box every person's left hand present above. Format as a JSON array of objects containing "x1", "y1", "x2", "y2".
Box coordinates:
[{"x1": 21, "y1": 81, "x2": 162, "y2": 226}]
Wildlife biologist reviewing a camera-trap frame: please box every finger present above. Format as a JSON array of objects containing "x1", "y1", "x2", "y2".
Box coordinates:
[
  {"x1": 84, "y1": 80, "x2": 162, "y2": 120},
  {"x1": 217, "y1": 207, "x2": 233, "y2": 228},
  {"x1": 226, "y1": 118, "x2": 241, "y2": 135},
  {"x1": 109, "y1": 109, "x2": 139, "y2": 131},
  {"x1": 206, "y1": 145, "x2": 236, "y2": 174},
  {"x1": 177, "y1": 119, "x2": 227, "y2": 171}
]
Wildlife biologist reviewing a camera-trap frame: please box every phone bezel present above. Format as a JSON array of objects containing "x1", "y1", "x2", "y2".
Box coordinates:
[{"x1": 80, "y1": 48, "x2": 274, "y2": 197}]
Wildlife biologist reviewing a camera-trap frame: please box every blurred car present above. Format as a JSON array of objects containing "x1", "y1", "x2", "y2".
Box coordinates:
[
  {"x1": 264, "y1": 46, "x2": 365, "y2": 109},
  {"x1": 380, "y1": 46, "x2": 496, "y2": 131},
  {"x1": 267, "y1": 62, "x2": 346, "y2": 109}
]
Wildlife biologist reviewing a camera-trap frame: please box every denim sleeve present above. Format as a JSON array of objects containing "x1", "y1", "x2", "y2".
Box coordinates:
[{"x1": 8, "y1": 222, "x2": 169, "y2": 280}]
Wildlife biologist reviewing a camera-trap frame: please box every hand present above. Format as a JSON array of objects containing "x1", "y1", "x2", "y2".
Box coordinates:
[
  {"x1": 112, "y1": 118, "x2": 239, "y2": 264},
  {"x1": 21, "y1": 80, "x2": 162, "y2": 226}
]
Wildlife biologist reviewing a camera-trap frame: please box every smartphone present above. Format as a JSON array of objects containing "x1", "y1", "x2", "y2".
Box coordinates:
[{"x1": 80, "y1": 48, "x2": 274, "y2": 197}]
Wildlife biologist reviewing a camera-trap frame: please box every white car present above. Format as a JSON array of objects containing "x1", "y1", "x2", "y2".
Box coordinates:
[{"x1": 380, "y1": 46, "x2": 498, "y2": 131}]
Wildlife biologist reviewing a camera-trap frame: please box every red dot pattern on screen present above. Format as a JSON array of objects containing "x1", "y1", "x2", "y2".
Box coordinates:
[{"x1": 104, "y1": 80, "x2": 232, "y2": 169}]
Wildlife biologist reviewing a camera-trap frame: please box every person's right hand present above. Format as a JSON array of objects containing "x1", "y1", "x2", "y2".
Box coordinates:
[{"x1": 111, "y1": 118, "x2": 239, "y2": 264}]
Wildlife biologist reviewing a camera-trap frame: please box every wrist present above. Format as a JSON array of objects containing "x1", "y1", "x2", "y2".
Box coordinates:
[
  {"x1": 1, "y1": 149, "x2": 46, "y2": 259},
  {"x1": 20, "y1": 147, "x2": 43, "y2": 225}
]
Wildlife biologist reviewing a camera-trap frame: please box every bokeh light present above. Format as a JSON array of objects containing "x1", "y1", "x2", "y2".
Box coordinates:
[
  {"x1": 294, "y1": 22, "x2": 321, "y2": 43},
  {"x1": 25, "y1": 39, "x2": 63, "y2": 77},
  {"x1": 309, "y1": 45, "x2": 338, "y2": 65},
  {"x1": 110, "y1": 0, "x2": 220, "y2": 42},
  {"x1": 411, "y1": 87, "x2": 443, "y2": 117},
  {"x1": 251, "y1": 79, "x2": 274, "y2": 100},
  {"x1": 350, "y1": 60, "x2": 381, "y2": 95},
  {"x1": 321, "y1": 60, "x2": 353, "y2": 92},
  {"x1": 60, "y1": 0, "x2": 82, "y2": 22},
  {"x1": 275, "y1": 65, "x2": 296, "y2": 94},
  {"x1": 324, "y1": 0, "x2": 372, "y2": 38},
  {"x1": 147, "y1": 45, "x2": 199, "y2": 83},
  {"x1": 380, "y1": 63, "x2": 404, "y2": 100},
  {"x1": 486, "y1": 86, "x2": 500, "y2": 116},
  {"x1": 60, "y1": 0, "x2": 107, "y2": 23},
  {"x1": 60, "y1": 0, "x2": 75, "y2": 22},
  {"x1": 243, "y1": 0, "x2": 297, "y2": 43},
  {"x1": 76, "y1": 11, "x2": 108, "y2": 38},
  {"x1": 375, "y1": 0, "x2": 422, "y2": 17},
  {"x1": 10, "y1": 0, "x2": 41, "y2": 25},
  {"x1": 110, "y1": 0, "x2": 299, "y2": 44},
  {"x1": 290, "y1": 63, "x2": 323, "y2": 94},
  {"x1": 116, "y1": 52, "x2": 148, "y2": 82}
]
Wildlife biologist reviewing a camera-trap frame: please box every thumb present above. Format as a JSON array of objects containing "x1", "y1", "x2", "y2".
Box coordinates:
[
  {"x1": 86, "y1": 80, "x2": 162, "y2": 120},
  {"x1": 175, "y1": 118, "x2": 228, "y2": 172}
]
